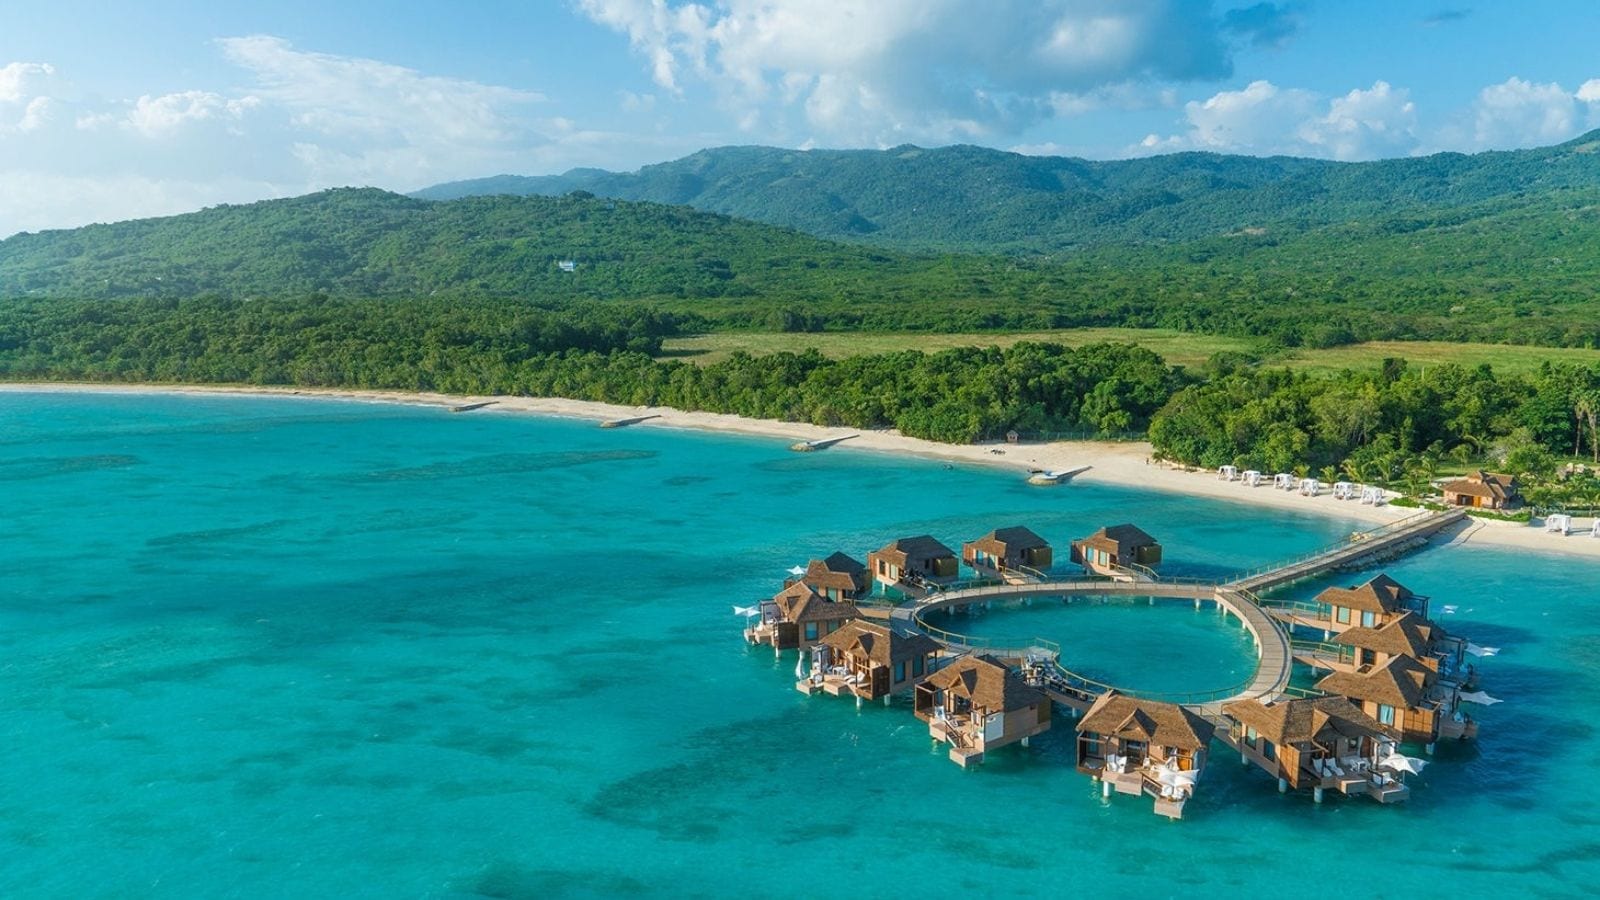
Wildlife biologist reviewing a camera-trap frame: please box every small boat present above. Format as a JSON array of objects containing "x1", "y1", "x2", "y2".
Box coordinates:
[
  {"x1": 790, "y1": 435, "x2": 857, "y2": 452},
  {"x1": 1026, "y1": 465, "x2": 1089, "y2": 485}
]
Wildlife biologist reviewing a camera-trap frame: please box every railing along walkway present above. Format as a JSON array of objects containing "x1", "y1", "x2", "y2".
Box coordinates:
[
  {"x1": 1224, "y1": 509, "x2": 1466, "y2": 593},
  {"x1": 890, "y1": 509, "x2": 1462, "y2": 714}
]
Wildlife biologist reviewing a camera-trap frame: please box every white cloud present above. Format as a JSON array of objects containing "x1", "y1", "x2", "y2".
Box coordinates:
[
  {"x1": 0, "y1": 39, "x2": 679, "y2": 237},
  {"x1": 1297, "y1": 81, "x2": 1417, "y2": 160},
  {"x1": 124, "y1": 91, "x2": 260, "y2": 137},
  {"x1": 0, "y1": 62, "x2": 54, "y2": 103},
  {"x1": 578, "y1": 0, "x2": 1237, "y2": 143},
  {"x1": 1470, "y1": 77, "x2": 1588, "y2": 150},
  {"x1": 1142, "y1": 79, "x2": 1418, "y2": 159},
  {"x1": 1579, "y1": 79, "x2": 1600, "y2": 104}
]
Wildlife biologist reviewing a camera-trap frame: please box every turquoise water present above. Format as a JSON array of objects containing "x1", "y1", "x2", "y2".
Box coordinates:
[
  {"x1": 2, "y1": 392, "x2": 1597, "y2": 897},
  {"x1": 924, "y1": 600, "x2": 1259, "y2": 696}
]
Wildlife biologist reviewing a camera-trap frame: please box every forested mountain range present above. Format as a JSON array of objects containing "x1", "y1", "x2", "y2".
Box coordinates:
[
  {"x1": 5, "y1": 176, "x2": 1600, "y2": 346},
  {"x1": 414, "y1": 131, "x2": 1600, "y2": 253}
]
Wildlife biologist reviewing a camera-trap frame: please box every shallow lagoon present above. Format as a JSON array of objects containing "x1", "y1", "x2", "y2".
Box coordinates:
[{"x1": 1, "y1": 392, "x2": 1596, "y2": 897}]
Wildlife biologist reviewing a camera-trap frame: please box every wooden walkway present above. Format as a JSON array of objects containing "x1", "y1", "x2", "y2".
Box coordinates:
[
  {"x1": 1224, "y1": 508, "x2": 1466, "y2": 593},
  {"x1": 889, "y1": 509, "x2": 1461, "y2": 715}
]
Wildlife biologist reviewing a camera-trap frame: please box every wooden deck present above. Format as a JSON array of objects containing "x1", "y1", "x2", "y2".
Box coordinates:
[{"x1": 886, "y1": 510, "x2": 1461, "y2": 718}]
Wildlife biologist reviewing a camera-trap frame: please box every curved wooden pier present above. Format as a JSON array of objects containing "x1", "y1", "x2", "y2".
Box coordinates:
[{"x1": 885, "y1": 509, "x2": 1462, "y2": 717}]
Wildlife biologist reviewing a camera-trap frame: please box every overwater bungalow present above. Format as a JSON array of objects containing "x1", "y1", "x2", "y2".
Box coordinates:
[
  {"x1": 798, "y1": 620, "x2": 943, "y2": 704},
  {"x1": 1308, "y1": 611, "x2": 1472, "y2": 685},
  {"x1": 962, "y1": 526, "x2": 1052, "y2": 579},
  {"x1": 867, "y1": 535, "x2": 959, "y2": 595},
  {"x1": 1069, "y1": 524, "x2": 1161, "y2": 577},
  {"x1": 1441, "y1": 470, "x2": 1521, "y2": 510},
  {"x1": 1316, "y1": 653, "x2": 1477, "y2": 749},
  {"x1": 799, "y1": 551, "x2": 871, "y2": 601},
  {"x1": 913, "y1": 654, "x2": 1052, "y2": 767},
  {"x1": 1284, "y1": 573, "x2": 1430, "y2": 636},
  {"x1": 746, "y1": 582, "x2": 860, "y2": 651},
  {"x1": 1075, "y1": 691, "x2": 1215, "y2": 818},
  {"x1": 1221, "y1": 695, "x2": 1410, "y2": 803}
]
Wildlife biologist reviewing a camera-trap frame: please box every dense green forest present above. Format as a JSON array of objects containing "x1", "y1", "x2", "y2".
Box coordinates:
[
  {"x1": 415, "y1": 131, "x2": 1600, "y2": 253},
  {"x1": 4, "y1": 296, "x2": 1597, "y2": 500},
  {"x1": 0, "y1": 296, "x2": 1173, "y2": 442},
  {"x1": 5, "y1": 185, "x2": 1600, "y2": 348}
]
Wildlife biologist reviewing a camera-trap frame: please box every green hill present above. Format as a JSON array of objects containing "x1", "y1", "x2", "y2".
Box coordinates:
[
  {"x1": 413, "y1": 132, "x2": 1600, "y2": 253},
  {"x1": 0, "y1": 187, "x2": 967, "y2": 305},
  {"x1": 5, "y1": 164, "x2": 1600, "y2": 348}
]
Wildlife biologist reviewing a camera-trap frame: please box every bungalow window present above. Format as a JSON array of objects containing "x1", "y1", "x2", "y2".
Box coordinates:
[
  {"x1": 804, "y1": 622, "x2": 819, "y2": 641},
  {"x1": 894, "y1": 660, "x2": 907, "y2": 683},
  {"x1": 1244, "y1": 726, "x2": 1258, "y2": 748},
  {"x1": 1378, "y1": 704, "x2": 1396, "y2": 725},
  {"x1": 1335, "y1": 607, "x2": 1351, "y2": 624},
  {"x1": 1361, "y1": 611, "x2": 1377, "y2": 627},
  {"x1": 912, "y1": 655, "x2": 924, "y2": 677}
]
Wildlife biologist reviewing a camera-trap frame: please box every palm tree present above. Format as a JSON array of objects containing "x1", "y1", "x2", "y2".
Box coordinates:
[
  {"x1": 1341, "y1": 458, "x2": 1367, "y2": 484},
  {"x1": 1580, "y1": 390, "x2": 1600, "y2": 464},
  {"x1": 1575, "y1": 391, "x2": 1596, "y2": 460},
  {"x1": 1319, "y1": 465, "x2": 1338, "y2": 485}
]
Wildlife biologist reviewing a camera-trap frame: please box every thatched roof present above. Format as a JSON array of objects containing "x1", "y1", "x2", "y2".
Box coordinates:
[
  {"x1": 922, "y1": 654, "x2": 1045, "y2": 713},
  {"x1": 1315, "y1": 573, "x2": 1417, "y2": 614},
  {"x1": 1074, "y1": 524, "x2": 1158, "y2": 554},
  {"x1": 1441, "y1": 471, "x2": 1518, "y2": 501},
  {"x1": 1222, "y1": 695, "x2": 1399, "y2": 746},
  {"x1": 1077, "y1": 691, "x2": 1214, "y2": 751},
  {"x1": 820, "y1": 620, "x2": 942, "y2": 666},
  {"x1": 872, "y1": 535, "x2": 956, "y2": 566},
  {"x1": 966, "y1": 526, "x2": 1050, "y2": 557},
  {"x1": 1317, "y1": 654, "x2": 1436, "y2": 709},
  {"x1": 1334, "y1": 611, "x2": 1439, "y2": 659},
  {"x1": 803, "y1": 552, "x2": 869, "y2": 592}
]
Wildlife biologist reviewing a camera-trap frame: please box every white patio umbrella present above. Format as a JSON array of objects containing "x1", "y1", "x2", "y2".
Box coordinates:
[{"x1": 1459, "y1": 691, "x2": 1502, "y2": 705}]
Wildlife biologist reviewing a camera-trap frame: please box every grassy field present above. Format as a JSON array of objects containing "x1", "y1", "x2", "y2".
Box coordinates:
[
  {"x1": 660, "y1": 330, "x2": 1600, "y2": 375},
  {"x1": 1273, "y1": 341, "x2": 1600, "y2": 376},
  {"x1": 658, "y1": 329, "x2": 1255, "y2": 369}
]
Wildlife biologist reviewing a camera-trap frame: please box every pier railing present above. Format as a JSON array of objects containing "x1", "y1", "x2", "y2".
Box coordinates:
[
  {"x1": 914, "y1": 618, "x2": 1061, "y2": 659},
  {"x1": 1032, "y1": 658, "x2": 1259, "y2": 707},
  {"x1": 1223, "y1": 511, "x2": 1440, "y2": 585}
]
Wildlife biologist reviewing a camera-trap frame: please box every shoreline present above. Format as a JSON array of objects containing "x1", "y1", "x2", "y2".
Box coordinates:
[{"x1": 5, "y1": 380, "x2": 1596, "y2": 561}]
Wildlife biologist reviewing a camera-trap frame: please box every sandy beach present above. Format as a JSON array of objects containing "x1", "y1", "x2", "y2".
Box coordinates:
[{"x1": 6, "y1": 381, "x2": 1596, "y2": 560}]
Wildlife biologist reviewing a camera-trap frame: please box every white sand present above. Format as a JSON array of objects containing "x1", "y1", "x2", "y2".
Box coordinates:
[{"x1": 7, "y1": 381, "x2": 1597, "y2": 560}]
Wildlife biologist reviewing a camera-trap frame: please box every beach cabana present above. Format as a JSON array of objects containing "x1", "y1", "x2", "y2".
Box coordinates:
[
  {"x1": 1441, "y1": 471, "x2": 1521, "y2": 510},
  {"x1": 746, "y1": 582, "x2": 860, "y2": 651},
  {"x1": 1218, "y1": 465, "x2": 1238, "y2": 481},
  {"x1": 1299, "y1": 478, "x2": 1321, "y2": 497},
  {"x1": 1075, "y1": 691, "x2": 1214, "y2": 818},
  {"x1": 1284, "y1": 574, "x2": 1430, "y2": 636},
  {"x1": 1243, "y1": 469, "x2": 1263, "y2": 487},
  {"x1": 1316, "y1": 654, "x2": 1476, "y2": 749},
  {"x1": 1592, "y1": 519, "x2": 1600, "y2": 538},
  {"x1": 1070, "y1": 524, "x2": 1161, "y2": 577},
  {"x1": 962, "y1": 526, "x2": 1052, "y2": 579},
  {"x1": 799, "y1": 620, "x2": 942, "y2": 704},
  {"x1": 868, "y1": 535, "x2": 959, "y2": 595},
  {"x1": 1222, "y1": 695, "x2": 1409, "y2": 803},
  {"x1": 914, "y1": 654, "x2": 1052, "y2": 767},
  {"x1": 1546, "y1": 514, "x2": 1572, "y2": 535},
  {"x1": 1274, "y1": 472, "x2": 1295, "y2": 490},
  {"x1": 800, "y1": 551, "x2": 871, "y2": 601},
  {"x1": 1360, "y1": 485, "x2": 1385, "y2": 505},
  {"x1": 1333, "y1": 481, "x2": 1356, "y2": 500}
]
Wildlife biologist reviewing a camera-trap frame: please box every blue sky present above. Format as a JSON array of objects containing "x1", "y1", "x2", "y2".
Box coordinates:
[{"x1": 2, "y1": 1, "x2": 1598, "y2": 236}]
